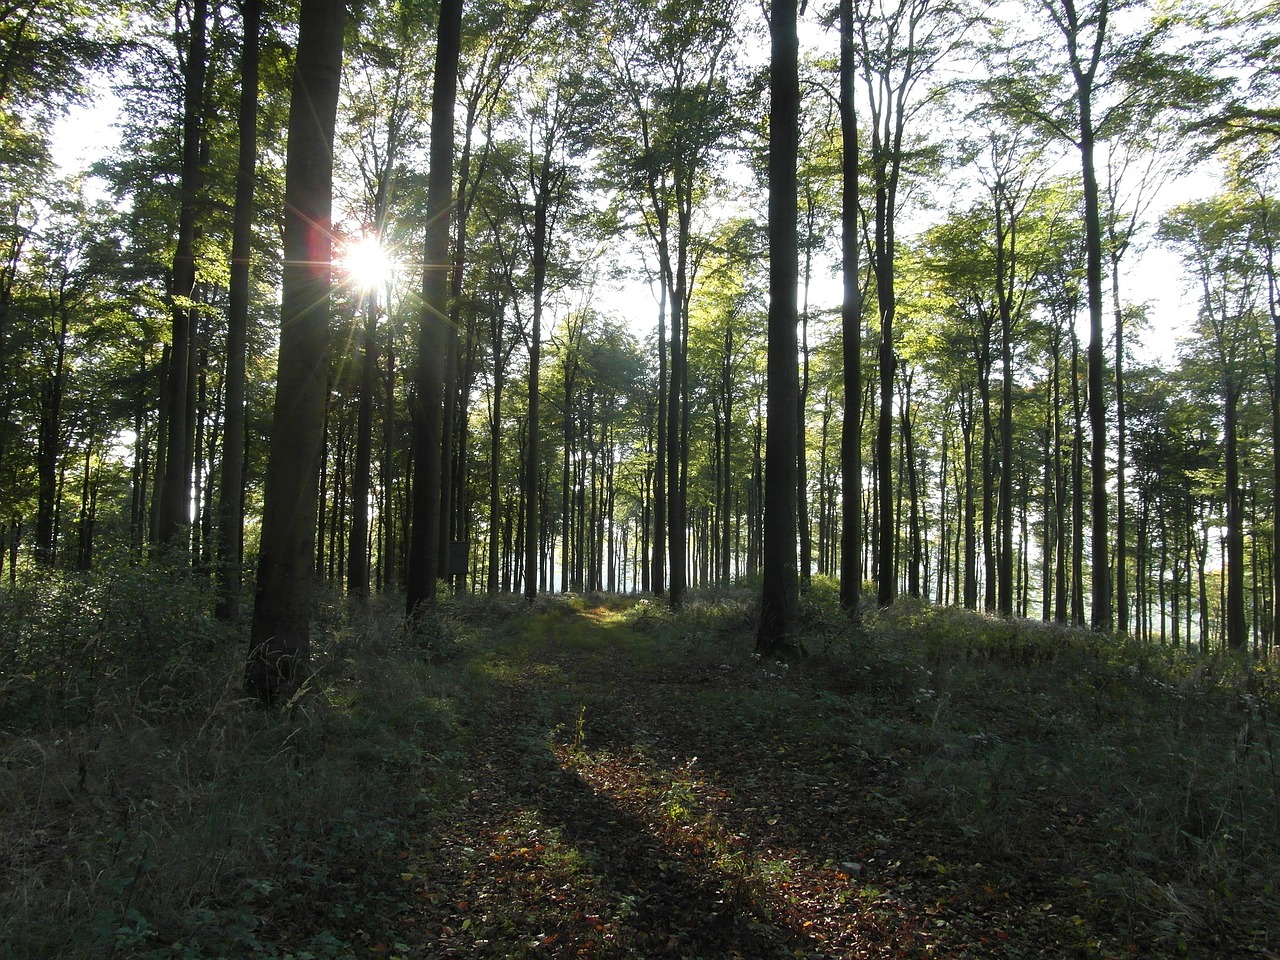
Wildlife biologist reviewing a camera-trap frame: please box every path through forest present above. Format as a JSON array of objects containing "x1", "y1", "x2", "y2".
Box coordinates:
[{"x1": 392, "y1": 600, "x2": 1100, "y2": 959}]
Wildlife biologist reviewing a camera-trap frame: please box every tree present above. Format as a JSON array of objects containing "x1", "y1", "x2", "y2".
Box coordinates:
[
  {"x1": 839, "y1": 0, "x2": 865, "y2": 614},
  {"x1": 758, "y1": 0, "x2": 801, "y2": 657},
  {"x1": 1098, "y1": 127, "x2": 1184, "y2": 634},
  {"x1": 487, "y1": 53, "x2": 587, "y2": 600},
  {"x1": 338, "y1": 6, "x2": 431, "y2": 601},
  {"x1": 600, "y1": 0, "x2": 739, "y2": 608},
  {"x1": 996, "y1": 0, "x2": 1218, "y2": 629},
  {"x1": 406, "y1": 0, "x2": 463, "y2": 615},
  {"x1": 215, "y1": 0, "x2": 261, "y2": 622},
  {"x1": 1160, "y1": 193, "x2": 1268, "y2": 651},
  {"x1": 156, "y1": 0, "x2": 208, "y2": 552},
  {"x1": 247, "y1": 0, "x2": 346, "y2": 705},
  {"x1": 849, "y1": 0, "x2": 969, "y2": 607}
]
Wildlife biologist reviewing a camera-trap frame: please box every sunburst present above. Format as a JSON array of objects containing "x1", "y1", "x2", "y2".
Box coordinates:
[{"x1": 340, "y1": 234, "x2": 396, "y2": 292}]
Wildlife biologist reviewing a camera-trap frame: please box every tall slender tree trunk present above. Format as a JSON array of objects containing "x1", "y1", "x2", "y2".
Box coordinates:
[
  {"x1": 997, "y1": 216, "x2": 1014, "y2": 617},
  {"x1": 1052, "y1": 337, "x2": 1068, "y2": 621},
  {"x1": 381, "y1": 336, "x2": 399, "y2": 589},
  {"x1": 1111, "y1": 259, "x2": 1128, "y2": 633},
  {"x1": 961, "y1": 388, "x2": 977, "y2": 608},
  {"x1": 1268, "y1": 209, "x2": 1280, "y2": 649},
  {"x1": 653, "y1": 283, "x2": 667, "y2": 595},
  {"x1": 903, "y1": 376, "x2": 921, "y2": 598},
  {"x1": 875, "y1": 267, "x2": 895, "y2": 605},
  {"x1": 246, "y1": 0, "x2": 345, "y2": 705},
  {"x1": 979, "y1": 326, "x2": 995, "y2": 610},
  {"x1": 487, "y1": 310, "x2": 505, "y2": 595},
  {"x1": 1078, "y1": 71, "x2": 1111, "y2": 633},
  {"x1": 158, "y1": 0, "x2": 208, "y2": 552},
  {"x1": 1071, "y1": 330, "x2": 1087, "y2": 627},
  {"x1": 34, "y1": 310, "x2": 68, "y2": 563},
  {"x1": 758, "y1": 0, "x2": 801, "y2": 657},
  {"x1": 216, "y1": 0, "x2": 259, "y2": 621},
  {"x1": 1225, "y1": 381, "x2": 1246, "y2": 649},
  {"x1": 839, "y1": 0, "x2": 862, "y2": 614},
  {"x1": 407, "y1": 0, "x2": 463, "y2": 615},
  {"x1": 797, "y1": 198, "x2": 814, "y2": 588},
  {"x1": 668, "y1": 208, "x2": 691, "y2": 609},
  {"x1": 720, "y1": 336, "x2": 733, "y2": 583},
  {"x1": 436, "y1": 122, "x2": 474, "y2": 590},
  {"x1": 349, "y1": 294, "x2": 376, "y2": 599}
]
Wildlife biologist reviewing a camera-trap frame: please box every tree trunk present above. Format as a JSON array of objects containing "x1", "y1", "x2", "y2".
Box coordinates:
[
  {"x1": 216, "y1": 0, "x2": 259, "y2": 621},
  {"x1": 1079, "y1": 80, "x2": 1111, "y2": 633},
  {"x1": 797, "y1": 195, "x2": 814, "y2": 588},
  {"x1": 35, "y1": 306, "x2": 68, "y2": 564},
  {"x1": 668, "y1": 205, "x2": 691, "y2": 609},
  {"x1": 902, "y1": 375, "x2": 921, "y2": 598},
  {"x1": 757, "y1": 0, "x2": 800, "y2": 657},
  {"x1": 246, "y1": 0, "x2": 345, "y2": 706},
  {"x1": 349, "y1": 300, "x2": 375, "y2": 599},
  {"x1": 960, "y1": 387, "x2": 977, "y2": 608},
  {"x1": 1071, "y1": 330, "x2": 1086, "y2": 627},
  {"x1": 158, "y1": 0, "x2": 207, "y2": 552},
  {"x1": 839, "y1": 0, "x2": 862, "y2": 615},
  {"x1": 653, "y1": 282, "x2": 667, "y2": 596},
  {"x1": 407, "y1": 0, "x2": 463, "y2": 615},
  {"x1": 979, "y1": 321, "x2": 995, "y2": 610},
  {"x1": 1225, "y1": 380, "x2": 1246, "y2": 649},
  {"x1": 997, "y1": 207, "x2": 1014, "y2": 618},
  {"x1": 1111, "y1": 252, "x2": 1128, "y2": 634}
]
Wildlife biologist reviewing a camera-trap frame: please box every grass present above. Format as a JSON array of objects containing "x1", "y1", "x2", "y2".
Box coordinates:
[{"x1": 2, "y1": 566, "x2": 1279, "y2": 958}]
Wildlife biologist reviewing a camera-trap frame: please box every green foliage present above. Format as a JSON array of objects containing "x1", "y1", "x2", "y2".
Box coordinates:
[
  {"x1": 0, "y1": 575, "x2": 470, "y2": 960},
  {"x1": 0, "y1": 557, "x2": 229, "y2": 728}
]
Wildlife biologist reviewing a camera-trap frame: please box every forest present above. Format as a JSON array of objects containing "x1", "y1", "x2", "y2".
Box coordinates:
[
  {"x1": 2, "y1": 0, "x2": 1279, "y2": 661},
  {"x1": 3, "y1": 0, "x2": 1280, "y2": 955}
]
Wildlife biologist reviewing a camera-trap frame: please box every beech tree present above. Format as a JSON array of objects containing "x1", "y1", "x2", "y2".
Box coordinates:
[
  {"x1": 8, "y1": 0, "x2": 1280, "y2": 660},
  {"x1": 406, "y1": 0, "x2": 463, "y2": 615},
  {"x1": 839, "y1": 0, "x2": 865, "y2": 615},
  {"x1": 599, "y1": 0, "x2": 739, "y2": 608},
  {"x1": 1160, "y1": 194, "x2": 1268, "y2": 651},
  {"x1": 214, "y1": 0, "x2": 261, "y2": 621},
  {"x1": 758, "y1": 0, "x2": 801, "y2": 657},
  {"x1": 156, "y1": 0, "x2": 207, "y2": 552},
  {"x1": 246, "y1": 0, "x2": 346, "y2": 705},
  {"x1": 848, "y1": 0, "x2": 971, "y2": 607}
]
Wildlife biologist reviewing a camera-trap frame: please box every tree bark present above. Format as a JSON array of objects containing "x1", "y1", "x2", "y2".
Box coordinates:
[
  {"x1": 407, "y1": 0, "x2": 463, "y2": 615},
  {"x1": 216, "y1": 0, "x2": 260, "y2": 621},
  {"x1": 349, "y1": 295, "x2": 376, "y2": 599},
  {"x1": 839, "y1": 0, "x2": 863, "y2": 615},
  {"x1": 158, "y1": 0, "x2": 208, "y2": 552},
  {"x1": 757, "y1": 0, "x2": 800, "y2": 658},
  {"x1": 246, "y1": 0, "x2": 345, "y2": 706}
]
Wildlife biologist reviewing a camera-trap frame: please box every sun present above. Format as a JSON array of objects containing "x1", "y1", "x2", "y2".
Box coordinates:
[{"x1": 341, "y1": 234, "x2": 396, "y2": 292}]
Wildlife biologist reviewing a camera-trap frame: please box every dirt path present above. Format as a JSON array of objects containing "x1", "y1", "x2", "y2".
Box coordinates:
[{"x1": 395, "y1": 606, "x2": 1075, "y2": 959}]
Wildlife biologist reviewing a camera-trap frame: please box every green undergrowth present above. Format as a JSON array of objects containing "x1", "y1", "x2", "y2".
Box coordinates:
[
  {"x1": 3, "y1": 567, "x2": 1279, "y2": 958},
  {"x1": 792, "y1": 601, "x2": 1280, "y2": 955},
  {"x1": 0, "y1": 567, "x2": 473, "y2": 960}
]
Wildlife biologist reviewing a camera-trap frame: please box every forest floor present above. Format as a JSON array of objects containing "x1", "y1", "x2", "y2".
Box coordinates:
[
  {"x1": 379, "y1": 595, "x2": 1279, "y2": 960},
  {"x1": 4, "y1": 579, "x2": 1280, "y2": 959}
]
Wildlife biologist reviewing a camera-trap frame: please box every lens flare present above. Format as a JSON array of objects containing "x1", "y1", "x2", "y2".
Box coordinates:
[{"x1": 341, "y1": 234, "x2": 395, "y2": 291}]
